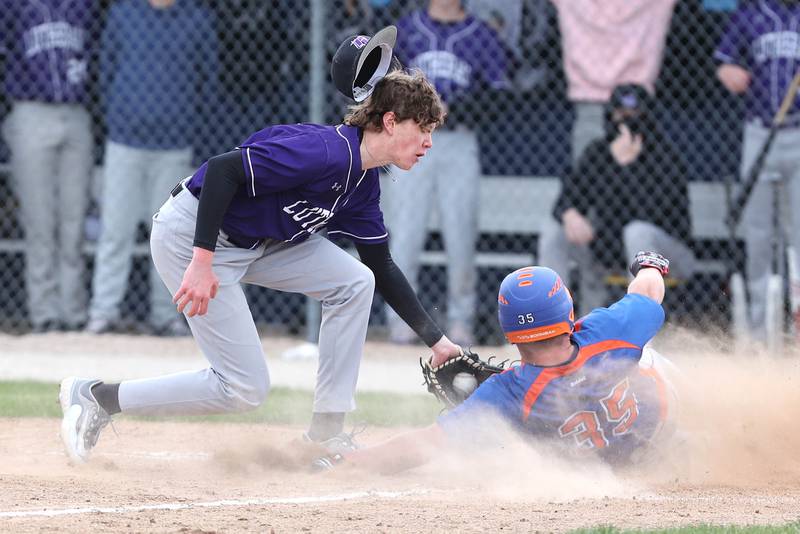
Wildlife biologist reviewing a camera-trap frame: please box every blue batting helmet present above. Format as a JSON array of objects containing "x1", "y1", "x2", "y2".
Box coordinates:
[{"x1": 497, "y1": 266, "x2": 575, "y2": 344}]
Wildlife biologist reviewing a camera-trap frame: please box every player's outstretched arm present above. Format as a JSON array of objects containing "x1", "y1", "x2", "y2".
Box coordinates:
[
  {"x1": 356, "y1": 242, "x2": 462, "y2": 365},
  {"x1": 340, "y1": 424, "x2": 446, "y2": 474},
  {"x1": 627, "y1": 251, "x2": 669, "y2": 304},
  {"x1": 628, "y1": 269, "x2": 665, "y2": 304}
]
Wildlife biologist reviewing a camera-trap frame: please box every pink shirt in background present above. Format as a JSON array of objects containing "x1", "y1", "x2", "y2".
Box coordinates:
[{"x1": 551, "y1": 0, "x2": 677, "y2": 102}]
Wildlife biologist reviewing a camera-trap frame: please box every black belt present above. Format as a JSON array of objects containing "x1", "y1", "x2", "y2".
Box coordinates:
[{"x1": 170, "y1": 179, "x2": 262, "y2": 249}]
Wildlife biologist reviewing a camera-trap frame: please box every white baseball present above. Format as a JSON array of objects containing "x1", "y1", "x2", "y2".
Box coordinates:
[{"x1": 452, "y1": 372, "x2": 478, "y2": 396}]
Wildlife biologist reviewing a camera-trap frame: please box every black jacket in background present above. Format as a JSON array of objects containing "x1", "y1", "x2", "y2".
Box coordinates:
[{"x1": 552, "y1": 133, "x2": 693, "y2": 269}]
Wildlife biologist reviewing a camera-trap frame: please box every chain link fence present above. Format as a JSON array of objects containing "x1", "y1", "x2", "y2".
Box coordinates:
[{"x1": 0, "y1": 0, "x2": 784, "y2": 345}]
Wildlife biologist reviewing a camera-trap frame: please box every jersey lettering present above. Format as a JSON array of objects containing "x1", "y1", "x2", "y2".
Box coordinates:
[
  {"x1": 558, "y1": 379, "x2": 639, "y2": 449},
  {"x1": 283, "y1": 200, "x2": 333, "y2": 234},
  {"x1": 558, "y1": 411, "x2": 608, "y2": 449},
  {"x1": 600, "y1": 378, "x2": 639, "y2": 436}
]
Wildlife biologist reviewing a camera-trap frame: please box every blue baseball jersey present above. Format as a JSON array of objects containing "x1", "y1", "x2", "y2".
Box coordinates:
[
  {"x1": 186, "y1": 123, "x2": 388, "y2": 247},
  {"x1": 714, "y1": 0, "x2": 800, "y2": 125},
  {"x1": 439, "y1": 293, "x2": 670, "y2": 464}
]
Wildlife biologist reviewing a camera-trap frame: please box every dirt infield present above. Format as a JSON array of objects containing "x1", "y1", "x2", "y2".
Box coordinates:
[
  {"x1": 1, "y1": 418, "x2": 799, "y2": 533},
  {"x1": 2, "y1": 328, "x2": 800, "y2": 532}
]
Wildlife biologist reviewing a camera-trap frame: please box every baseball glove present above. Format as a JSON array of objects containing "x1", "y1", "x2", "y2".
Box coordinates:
[{"x1": 420, "y1": 349, "x2": 506, "y2": 408}]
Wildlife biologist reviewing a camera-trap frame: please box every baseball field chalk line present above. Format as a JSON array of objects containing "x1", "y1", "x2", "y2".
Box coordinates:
[
  {"x1": 0, "y1": 489, "x2": 431, "y2": 519},
  {"x1": 44, "y1": 450, "x2": 212, "y2": 461}
]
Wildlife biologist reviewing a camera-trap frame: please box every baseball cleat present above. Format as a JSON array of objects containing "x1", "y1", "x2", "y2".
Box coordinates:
[
  {"x1": 59, "y1": 377, "x2": 111, "y2": 464},
  {"x1": 311, "y1": 452, "x2": 345, "y2": 472},
  {"x1": 302, "y1": 430, "x2": 361, "y2": 455}
]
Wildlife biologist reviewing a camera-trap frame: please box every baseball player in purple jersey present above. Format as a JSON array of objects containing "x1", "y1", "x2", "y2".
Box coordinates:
[
  {"x1": 58, "y1": 27, "x2": 464, "y2": 464},
  {"x1": 1, "y1": 0, "x2": 96, "y2": 332},
  {"x1": 316, "y1": 252, "x2": 678, "y2": 473},
  {"x1": 714, "y1": 0, "x2": 800, "y2": 343}
]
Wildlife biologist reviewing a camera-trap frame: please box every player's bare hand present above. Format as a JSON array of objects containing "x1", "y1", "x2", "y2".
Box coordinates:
[
  {"x1": 429, "y1": 336, "x2": 462, "y2": 367},
  {"x1": 174, "y1": 247, "x2": 219, "y2": 317},
  {"x1": 717, "y1": 63, "x2": 751, "y2": 94},
  {"x1": 562, "y1": 208, "x2": 594, "y2": 245}
]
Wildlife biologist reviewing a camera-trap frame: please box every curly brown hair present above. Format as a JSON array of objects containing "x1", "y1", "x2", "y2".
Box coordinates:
[{"x1": 344, "y1": 70, "x2": 446, "y2": 132}]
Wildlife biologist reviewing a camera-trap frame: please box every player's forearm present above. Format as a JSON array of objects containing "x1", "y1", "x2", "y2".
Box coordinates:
[
  {"x1": 627, "y1": 268, "x2": 665, "y2": 304},
  {"x1": 344, "y1": 424, "x2": 445, "y2": 474},
  {"x1": 193, "y1": 151, "x2": 245, "y2": 251},
  {"x1": 356, "y1": 242, "x2": 444, "y2": 346}
]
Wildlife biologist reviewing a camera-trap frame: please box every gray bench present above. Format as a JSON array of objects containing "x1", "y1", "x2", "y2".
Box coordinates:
[
  {"x1": 0, "y1": 169, "x2": 733, "y2": 274},
  {"x1": 420, "y1": 176, "x2": 732, "y2": 273}
]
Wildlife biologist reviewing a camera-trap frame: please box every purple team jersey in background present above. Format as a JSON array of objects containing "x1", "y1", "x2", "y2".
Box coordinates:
[
  {"x1": 1, "y1": 0, "x2": 95, "y2": 104},
  {"x1": 186, "y1": 124, "x2": 387, "y2": 247},
  {"x1": 394, "y1": 10, "x2": 508, "y2": 104},
  {"x1": 714, "y1": 0, "x2": 800, "y2": 125}
]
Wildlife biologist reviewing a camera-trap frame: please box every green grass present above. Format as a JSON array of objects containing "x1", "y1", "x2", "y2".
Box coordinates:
[
  {"x1": 570, "y1": 525, "x2": 800, "y2": 534},
  {"x1": 0, "y1": 380, "x2": 441, "y2": 426}
]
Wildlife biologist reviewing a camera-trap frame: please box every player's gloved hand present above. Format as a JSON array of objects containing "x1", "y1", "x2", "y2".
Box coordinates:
[
  {"x1": 421, "y1": 349, "x2": 506, "y2": 408},
  {"x1": 629, "y1": 251, "x2": 670, "y2": 277}
]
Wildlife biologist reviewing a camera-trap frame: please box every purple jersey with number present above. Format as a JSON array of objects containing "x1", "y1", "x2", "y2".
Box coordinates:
[
  {"x1": 714, "y1": 0, "x2": 800, "y2": 125},
  {"x1": 394, "y1": 10, "x2": 508, "y2": 104},
  {"x1": 438, "y1": 294, "x2": 671, "y2": 465},
  {"x1": 186, "y1": 123, "x2": 388, "y2": 246},
  {"x1": 1, "y1": 0, "x2": 95, "y2": 103}
]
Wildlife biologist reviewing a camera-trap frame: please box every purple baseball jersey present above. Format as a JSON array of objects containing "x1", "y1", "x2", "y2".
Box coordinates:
[
  {"x1": 714, "y1": 0, "x2": 800, "y2": 125},
  {"x1": 186, "y1": 124, "x2": 387, "y2": 247},
  {"x1": 394, "y1": 10, "x2": 508, "y2": 103},
  {"x1": 438, "y1": 294, "x2": 671, "y2": 465},
  {"x1": 1, "y1": 0, "x2": 96, "y2": 103}
]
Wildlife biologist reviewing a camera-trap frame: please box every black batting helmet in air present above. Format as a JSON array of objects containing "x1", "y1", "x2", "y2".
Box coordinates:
[{"x1": 331, "y1": 25, "x2": 397, "y2": 102}]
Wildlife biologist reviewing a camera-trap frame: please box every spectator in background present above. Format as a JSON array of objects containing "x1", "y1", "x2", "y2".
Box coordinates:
[
  {"x1": 207, "y1": 0, "x2": 281, "y2": 155},
  {"x1": 384, "y1": 0, "x2": 509, "y2": 346},
  {"x1": 550, "y1": 0, "x2": 677, "y2": 162},
  {"x1": 714, "y1": 0, "x2": 800, "y2": 343},
  {"x1": 0, "y1": 1, "x2": 95, "y2": 333},
  {"x1": 86, "y1": 0, "x2": 218, "y2": 336},
  {"x1": 539, "y1": 84, "x2": 696, "y2": 315}
]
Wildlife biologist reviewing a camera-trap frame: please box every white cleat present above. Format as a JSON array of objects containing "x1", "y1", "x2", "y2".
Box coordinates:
[{"x1": 59, "y1": 377, "x2": 111, "y2": 464}]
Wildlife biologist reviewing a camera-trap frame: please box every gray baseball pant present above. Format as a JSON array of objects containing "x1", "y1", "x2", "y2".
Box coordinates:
[
  {"x1": 89, "y1": 141, "x2": 193, "y2": 328},
  {"x1": 381, "y1": 128, "x2": 480, "y2": 340},
  {"x1": 537, "y1": 215, "x2": 608, "y2": 315},
  {"x1": 118, "y1": 187, "x2": 375, "y2": 415},
  {"x1": 1, "y1": 101, "x2": 93, "y2": 328},
  {"x1": 739, "y1": 121, "x2": 800, "y2": 341}
]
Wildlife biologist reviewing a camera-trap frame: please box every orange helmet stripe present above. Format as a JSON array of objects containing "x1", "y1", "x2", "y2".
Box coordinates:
[{"x1": 505, "y1": 321, "x2": 573, "y2": 343}]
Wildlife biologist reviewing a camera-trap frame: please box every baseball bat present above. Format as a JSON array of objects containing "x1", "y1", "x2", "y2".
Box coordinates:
[
  {"x1": 726, "y1": 72, "x2": 800, "y2": 229},
  {"x1": 726, "y1": 71, "x2": 800, "y2": 351}
]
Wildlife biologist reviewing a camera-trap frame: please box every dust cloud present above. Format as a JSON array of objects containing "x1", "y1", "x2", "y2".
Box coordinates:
[{"x1": 652, "y1": 327, "x2": 800, "y2": 487}]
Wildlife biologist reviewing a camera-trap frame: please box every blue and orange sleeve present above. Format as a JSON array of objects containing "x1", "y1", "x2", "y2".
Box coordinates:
[
  {"x1": 437, "y1": 374, "x2": 513, "y2": 445},
  {"x1": 579, "y1": 293, "x2": 664, "y2": 348}
]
